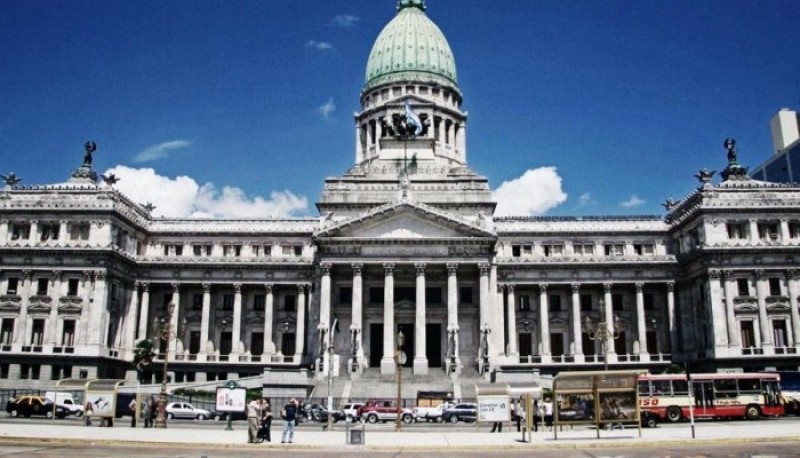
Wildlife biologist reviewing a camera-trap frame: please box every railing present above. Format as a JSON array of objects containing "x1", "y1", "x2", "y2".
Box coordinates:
[
  {"x1": 742, "y1": 347, "x2": 765, "y2": 355},
  {"x1": 775, "y1": 346, "x2": 798, "y2": 355}
]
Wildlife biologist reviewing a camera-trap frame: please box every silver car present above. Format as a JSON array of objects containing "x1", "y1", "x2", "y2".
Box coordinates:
[{"x1": 165, "y1": 402, "x2": 210, "y2": 420}]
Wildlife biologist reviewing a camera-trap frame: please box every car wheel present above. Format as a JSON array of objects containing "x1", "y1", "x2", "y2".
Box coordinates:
[
  {"x1": 644, "y1": 416, "x2": 657, "y2": 428},
  {"x1": 196, "y1": 414, "x2": 206, "y2": 421},
  {"x1": 167, "y1": 412, "x2": 174, "y2": 420},
  {"x1": 367, "y1": 413, "x2": 379, "y2": 424},
  {"x1": 448, "y1": 415, "x2": 458, "y2": 424},
  {"x1": 745, "y1": 405, "x2": 761, "y2": 421},
  {"x1": 10, "y1": 410, "x2": 18, "y2": 418},
  {"x1": 666, "y1": 406, "x2": 682, "y2": 423},
  {"x1": 434, "y1": 416, "x2": 442, "y2": 423},
  {"x1": 213, "y1": 414, "x2": 222, "y2": 421},
  {"x1": 402, "y1": 414, "x2": 413, "y2": 424},
  {"x1": 46, "y1": 411, "x2": 53, "y2": 419}
]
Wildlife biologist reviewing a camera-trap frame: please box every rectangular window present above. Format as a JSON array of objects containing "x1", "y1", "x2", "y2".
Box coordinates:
[
  {"x1": 20, "y1": 364, "x2": 30, "y2": 379},
  {"x1": 773, "y1": 320, "x2": 789, "y2": 347},
  {"x1": 253, "y1": 294, "x2": 265, "y2": 311},
  {"x1": 192, "y1": 294, "x2": 203, "y2": 311},
  {"x1": 573, "y1": 244, "x2": 594, "y2": 256},
  {"x1": 395, "y1": 287, "x2": 414, "y2": 303},
  {"x1": 0, "y1": 363, "x2": 9, "y2": 379},
  {"x1": 251, "y1": 245, "x2": 260, "y2": 256},
  {"x1": 644, "y1": 293, "x2": 655, "y2": 311},
  {"x1": 604, "y1": 244, "x2": 624, "y2": 256},
  {"x1": 250, "y1": 332, "x2": 264, "y2": 355},
  {"x1": 339, "y1": 287, "x2": 352, "y2": 305},
  {"x1": 790, "y1": 222, "x2": 800, "y2": 239},
  {"x1": 758, "y1": 222, "x2": 780, "y2": 240},
  {"x1": 69, "y1": 222, "x2": 90, "y2": 241},
  {"x1": 222, "y1": 294, "x2": 234, "y2": 311},
  {"x1": 511, "y1": 245, "x2": 521, "y2": 257},
  {"x1": 459, "y1": 286, "x2": 473, "y2": 304},
  {"x1": 369, "y1": 287, "x2": 384, "y2": 304},
  {"x1": 284, "y1": 294, "x2": 296, "y2": 312},
  {"x1": 67, "y1": 279, "x2": 79, "y2": 296},
  {"x1": 62, "y1": 320, "x2": 76, "y2": 346},
  {"x1": 263, "y1": 245, "x2": 272, "y2": 256},
  {"x1": 10, "y1": 222, "x2": 31, "y2": 240},
  {"x1": 543, "y1": 244, "x2": 563, "y2": 257},
  {"x1": 0, "y1": 318, "x2": 14, "y2": 345},
  {"x1": 189, "y1": 331, "x2": 201, "y2": 354},
  {"x1": 31, "y1": 319, "x2": 45, "y2": 346},
  {"x1": 293, "y1": 245, "x2": 302, "y2": 256},
  {"x1": 737, "y1": 278, "x2": 751, "y2": 297},
  {"x1": 768, "y1": 278, "x2": 782, "y2": 296},
  {"x1": 426, "y1": 287, "x2": 442, "y2": 305},
  {"x1": 740, "y1": 320, "x2": 755, "y2": 348},
  {"x1": 518, "y1": 295, "x2": 530, "y2": 311},
  {"x1": 6, "y1": 277, "x2": 19, "y2": 295},
  {"x1": 726, "y1": 222, "x2": 748, "y2": 239},
  {"x1": 522, "y1": 245, "x2": 533, "y2": 256},
  {"x1": 612, "y1": 293, "x2": 623, "y2": 311},
  {"x1": 39, "y1": 222, "x2": 60, "y2": 241},
  {"x1": 548, "y1": 294, "x2": 562, "y2": 312},
  {"x1": 580, "y1": 294, "x2": 592, "y2": 312},
  {"x1": 36, "y1": 278, "x2": 48, "y2": 295},
  {"x1": 633, "y1": 244, "x2": 654, "y2": 255}
]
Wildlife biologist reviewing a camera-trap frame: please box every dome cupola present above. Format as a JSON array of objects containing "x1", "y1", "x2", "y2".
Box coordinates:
[{"x1": 364, "y1": 0, "x2": 458, "y2": 93}]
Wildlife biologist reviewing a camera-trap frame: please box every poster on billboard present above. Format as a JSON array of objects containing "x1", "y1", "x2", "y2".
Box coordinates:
[
  {"x1": 597, "y1": 392, "x2": 636, "y2": 421},
  {"x1": 478, "y1": 395, "x2": 510, "y2": 422},
  {"x1": 85, "y1": 392, "x2": 116, "y2": 418},
  {"x1": 215, "y1": 385, "x2": 247, "y2": 412}
]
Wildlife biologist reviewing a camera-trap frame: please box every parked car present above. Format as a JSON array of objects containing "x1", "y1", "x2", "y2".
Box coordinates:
[
  {"x1": 212, "y1": 409, "x2": 247, "y2": 421},
  {"x1": 6, "y1": 395, "x2": 69, "y2": 419},
  {"x1": 413, "y1": 401, "x2": 457, "y2": 423},
  {"x1": 359, "y1": 398, "x2": 415, "y2": 424},
  {"x1": 165, "y1": 402, "x2": 211, "y2": 420},
  {"x1": 341, "y1": 402, "x2": 364, "y2": 422},
  {"x1": 442, "y1": 403, "x2": 477, "y2": 423},
  {"x1": 640, "y1": 410, "x2": 659, "y2": 428},
  {"x1": 302, "y1": 402, "x2": 339, "y2": 423},
  {"x1": 44, "y1": 391, "x2": 83, "y2": 417}
]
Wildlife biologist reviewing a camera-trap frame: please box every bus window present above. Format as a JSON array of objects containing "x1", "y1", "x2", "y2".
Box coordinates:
[
  {"x1": 714, "y1": 379, "x2": 737, "y2": 399},
  {"x1": 652, "y1": 380, "x2": 672, "y2": 396},
  {"x1": 738, "y1": 378, "x2": 760, "y2": 394},
  {"x1": 673, "y1": 380, "x2": 689, "y2": 396},
  {"x1": 764, "y1": 381, "x2": 780, "y2": 407},
  {"x1": 638, "y1": 380, "x2": 650, "y2": 396}
]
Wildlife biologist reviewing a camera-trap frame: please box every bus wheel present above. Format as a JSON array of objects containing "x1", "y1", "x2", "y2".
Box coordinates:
[
  {"x1": 666, "y1": 406, "x2": 683, "y2": 423},
  {"x1": 745, "y1": 405, "x2": 761, "y2": 420}
]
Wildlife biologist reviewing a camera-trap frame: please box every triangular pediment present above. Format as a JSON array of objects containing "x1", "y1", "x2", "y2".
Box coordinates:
[{"x1": 315, "y1": 200, "x2": 495, "y2": 240}]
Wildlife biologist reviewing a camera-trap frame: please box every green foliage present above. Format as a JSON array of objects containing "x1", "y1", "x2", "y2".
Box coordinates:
[
  {"x1": 663, "y1": 363, "x2": 685, "y2": 374},
  {"x1": 132, "y1": 339, "x2": 156, "y2": 372}
]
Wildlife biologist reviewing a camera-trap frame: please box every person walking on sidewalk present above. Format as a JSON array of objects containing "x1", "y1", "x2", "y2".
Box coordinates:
[
  {"x1": 258, "y1": 399, "x2": 273, "y2": 443},
  {"x1": 247, "y1": 397, "x2": 266, "y2": 443},
  {"x1": 280, "y1": 398, "x2": 299, "y2": 444}
]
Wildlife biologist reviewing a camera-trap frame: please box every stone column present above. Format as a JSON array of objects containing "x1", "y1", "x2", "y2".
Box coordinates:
[
  {"x1": 167, "y1": 282, "x2": 182, "y2": 355},
  {"x1": 490, "y1": 264, "x2": 503, "y2": 359},
  {"x1": 319, "y1": 263, "x2": 332, "y2": 335},
  {"x1": 571, "y1": 283, "x2": 584, "y2": 361},
  {"x1": 122, "y1": 281, "x2": 139, "y2": 351},
  {"x1": 446, "y1": 263, "x2": 460, "y2": 374},
  {"x1": 29, "y1": 220, "x2": 38, "y2": 244},
  {"x1": 79, "y1": 271, "x2": 92, "y2": 345},
  {"x1": 635, "y1": 282, "x2": 648, "y2": 360},
  {"x1": 506, "y1": 285, "x2": 518, "y2": 356},
  {"x1": 294, "y1": 284, "x2": 307, "y2": 361},
  {"x1": 46, "y1": 271, "x2": 63, "y2": 348},
  {"x1": 231, "y1": 283, "x2": 242, "y2": 357},
  {"x1": 413, "y1": 263, "x2": 428, "y2": 374},
  {"x1": 262, "y1": 284, "x2": 274, "y2": 357},
  {"x1": 137, "y1": 283, "x2": 150, "y2": 341},
  {"x1": 89, "y1": 271, "x2": 108, "y2": 347},
  {"x1": 0, "y1": 220, "x2": 7, "y2": 243},
  {"x1": 351, "y1": 264, "x2": 364, "y2": 369},
  {"x1": 538, "y1": 284, "x2": 551, "y2": 358},
  {"x1": 755, "y1": 270, "x2": 773, "y2": 353},
  {"x1": 479, "y1": 263, "x2": 490, "y2": 332},
  {"x1": 721, "y1": 271, "x2": 739, "y2": 348},
  {"x1": 381, "y1": 263, "x2": 396, "y2": 374},
  {"x1": 788, "y1": 271, "x2": 800, "y2": 350},
  {"x1": 603, "y1": 283, "x2": 616, "y2": 360},
  {"x1": 11, "y1": 271, "x2": 29, "y2": 347},
  {"x1": 199, "y1": 283, "x2": 211, "y2": 360},
  {"x1": 667, "y1": 282, "x2": 676, "y2": 354}
]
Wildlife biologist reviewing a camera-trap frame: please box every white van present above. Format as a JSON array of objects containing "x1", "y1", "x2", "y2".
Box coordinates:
[{"x1": 45, "y1": 392, "x2": 84, "y2": 416}]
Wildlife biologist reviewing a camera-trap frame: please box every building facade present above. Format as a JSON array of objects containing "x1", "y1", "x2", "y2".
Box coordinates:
[{"x1": 1, "y1": 0, "x2": 799, "y2": 391}]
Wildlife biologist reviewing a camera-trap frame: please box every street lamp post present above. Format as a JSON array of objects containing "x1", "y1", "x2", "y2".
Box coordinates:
[
  {"x1": 582, "y1": 299, "x2": 620, "y2": 370},
  {"x1": 152, "y1": 302, "x2": 185, "y2": 429},
  {"x1": 394, "y1": 330, "x2": 405, "y2": 432}
]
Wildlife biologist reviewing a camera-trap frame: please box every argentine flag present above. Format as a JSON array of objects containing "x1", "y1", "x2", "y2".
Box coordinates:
[{"x1": 405, "y1": 100, "x2": 423, "y2": 136}]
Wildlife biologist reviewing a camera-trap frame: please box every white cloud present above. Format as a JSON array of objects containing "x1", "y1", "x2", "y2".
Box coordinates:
[
  {"x1": 133, "y1": 140, "x2": 191, "y2": 163},
  {"x1": 578, "y1": 192, "x2": 592, "y2": 206},
  {"x1": 104, "y1": 165, "x2": 309, "y2": 218},
  {"x1": 620, "y1": 195, "x2": 645, "y2": 208},
  {"x1": 306, "y1": 40, "x2": 333, "y2": 51},
  {"x1": 317, "y1": 97, "x2": 335, "y2": 119},
  {"x1": 492, "y1": 167, "x2": 568, "y2": 216},
  {"x1": 333, "y1": 14, "x2": 359, "y2": 28}
]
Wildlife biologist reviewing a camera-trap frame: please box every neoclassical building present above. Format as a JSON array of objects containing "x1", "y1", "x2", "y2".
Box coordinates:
[{"x1": 1, "y1": 0, "x2": 799, "y2": 392}]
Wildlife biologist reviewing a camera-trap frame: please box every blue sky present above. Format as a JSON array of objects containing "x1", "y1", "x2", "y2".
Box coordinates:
[{"x1": 1, "y1": 0, "x2": 797, "y2": 218}]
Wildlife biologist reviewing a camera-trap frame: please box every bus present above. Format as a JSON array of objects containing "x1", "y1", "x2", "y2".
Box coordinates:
[{"x1": 638, "y1": 373, "x2": 784, "y2": 422}]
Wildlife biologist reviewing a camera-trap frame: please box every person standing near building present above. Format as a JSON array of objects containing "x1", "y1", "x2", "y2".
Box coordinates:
[
  {"x1": 280, "y1": 398, "x2": 299, "y2": 444},
  {"x1": 247, "y1": 397, "x2": 266, "y2": 443},
  {"x1": 142, "y1": 396, "x2": 152, "y2": 428}
]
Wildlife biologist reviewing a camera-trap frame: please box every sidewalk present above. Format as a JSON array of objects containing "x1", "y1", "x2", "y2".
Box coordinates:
[{"x1": 1, "y1": 420, "x2": 799, "y2": 451}]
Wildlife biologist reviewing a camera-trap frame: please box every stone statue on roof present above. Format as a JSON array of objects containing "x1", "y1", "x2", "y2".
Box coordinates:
[{"x1": 83, "y1": 141, "x2": 97, "y2": 167}]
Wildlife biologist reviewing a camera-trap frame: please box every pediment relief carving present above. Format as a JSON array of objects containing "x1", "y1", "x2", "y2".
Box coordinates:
[
  {"x1": 246, "y1": 312, "x2": 265, "y2": 324},
  {"x1": 28, "y1": 303, "x2": 52, "y2": 313},
  {"x1": 734, "y1": 303, "x2": 758, "y2": 312},
  {"x1": 59, "y1": 296, "x2": 83, "y2": 306},
  {"x1": 0, "y1": 301, "x2": 21, "y2": 312},
  {"x1": 58, "y1": 303, "x2": 82, "y2": 314},
  {"x1": 766, "y1": 302, "x2": 790, "y2": 312}
]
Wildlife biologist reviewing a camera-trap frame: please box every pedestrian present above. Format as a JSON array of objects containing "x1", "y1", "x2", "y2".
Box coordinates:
[
  {"x1": 149, "y1": 396, "x2": 158, "y2": 426},
  {"x1": 490, "y1": 420, "x2": 503, "y2": 432},
  {"x1": 543, "y1": 398, "x2": 554, "y2": 431},
  {"x1": 84, "y1": 402, "x2": 93, "y2": 426},
  {"x1": 258, "y1": 399, "x2": 273, "y2": 443},
  {"x1": 142, "y1": 396, "x2": 152, "y2": 428},
  {"x1": 129, "y1": 397, "x2": 138, "y2": 427},
  {"x1": 280, "y1": 397, "x2": 299, "y2": 444},
  {"x1": 247, "y1": 396, "x2": 266, "y2": 443}
]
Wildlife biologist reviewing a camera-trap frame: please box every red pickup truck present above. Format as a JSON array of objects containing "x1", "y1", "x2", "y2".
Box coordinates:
[{"x1": 358, "y1": 398, "x2": 415, "y2": 424}]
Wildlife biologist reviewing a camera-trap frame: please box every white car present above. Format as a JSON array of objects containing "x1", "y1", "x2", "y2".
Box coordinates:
[
  {"x1": 341, "y1": 403, "x2": 364, "y2": 422},
  {"x1": 165, "y1": 402, "x2": 210, "y2": 420}
]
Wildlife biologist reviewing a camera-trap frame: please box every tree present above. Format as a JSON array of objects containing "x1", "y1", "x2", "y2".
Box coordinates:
[{"x1": 132, "y1": 339, "x2": 156, "y2": 381}]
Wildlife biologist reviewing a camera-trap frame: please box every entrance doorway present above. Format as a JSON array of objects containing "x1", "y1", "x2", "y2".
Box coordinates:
[
  {"x1": 369, "y1": 323, "x2": 383, "y2": 367},
  {"x1": 398, "y1": 323, "x2": 414, "y2": 368},
  {"x1": 426, "y1": 323, "x2": 442, "y2": 367}
]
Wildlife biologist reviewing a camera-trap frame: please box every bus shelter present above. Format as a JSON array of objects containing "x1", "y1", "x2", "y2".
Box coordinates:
[
  {"x1": 50, "y1": 377, "x2": 92, "y2": 422},
  {"x1": 475, "y1": 382, "x2": 541, "y2": 442},
  {"x1": 553, "y1": 370, "x2": 646, "y2": 439},
  {"x1": 84, "y1": 379, "x2": 126, "y2": 426}
]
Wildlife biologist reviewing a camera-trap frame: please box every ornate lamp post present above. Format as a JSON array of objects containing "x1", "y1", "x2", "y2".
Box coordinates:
[
  {"x1": 152, "y1": 302, "x2": 185, "y2": 428},
  {"x1": 394, "y1": 330, "x2": 406, "y2": 432},
  {"x1": 582, "y1": 299, "x2": 621, "y2": 370}
]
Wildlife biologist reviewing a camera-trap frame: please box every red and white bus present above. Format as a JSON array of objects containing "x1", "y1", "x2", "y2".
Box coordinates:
[{"x1": 638, "y1": 373, "x2": 784, "y2": 422}]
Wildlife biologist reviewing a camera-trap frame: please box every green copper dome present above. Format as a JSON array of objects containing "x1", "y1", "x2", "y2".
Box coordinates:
[{"x1": 364, "y1": 0, "x2": 458, "y2": 92}]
